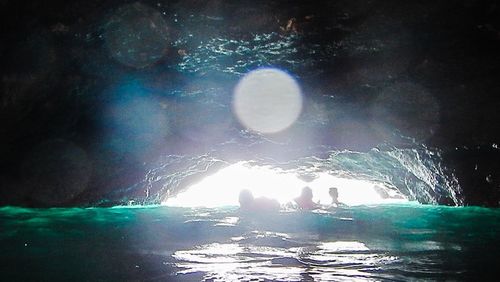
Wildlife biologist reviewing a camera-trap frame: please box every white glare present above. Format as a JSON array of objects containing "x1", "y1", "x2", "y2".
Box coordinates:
[
  {"x1": 163, "y1": 163, "x2": 407, "y2": 208},
  {"x1": 233, "y1": 68, "x2": 303, "y2": 133},
  {"x1": 164, "y1": 163, "x2": 306, "y2": 207},
  {"x1": 309, "y1": 173, "x2": 407, "y2": 206}
]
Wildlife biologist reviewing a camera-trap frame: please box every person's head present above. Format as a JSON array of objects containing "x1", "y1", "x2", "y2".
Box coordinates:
[
  {"x1": 239, "y1": 189, "x2": 254, "y2": 208},
  {"x1": 300, "y1": 186, "x2": 313, "y2": 200},
  {"x1": 329, "y1": 187, "x2": 339, "y2": 202}
]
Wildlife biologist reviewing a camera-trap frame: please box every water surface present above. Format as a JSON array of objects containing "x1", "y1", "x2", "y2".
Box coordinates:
[{"x1": 1, "y1": 204, "x2": 499, "y2": 281}]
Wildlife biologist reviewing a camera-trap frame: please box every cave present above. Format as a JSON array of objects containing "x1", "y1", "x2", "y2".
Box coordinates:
[{"x1": 1, "y1": 0, "x2": 500, "y2": 281}]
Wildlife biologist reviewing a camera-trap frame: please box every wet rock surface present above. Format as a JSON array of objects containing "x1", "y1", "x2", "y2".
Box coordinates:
[{"x1": 1, "y1": 0, "x2": 500, "y2": 206}]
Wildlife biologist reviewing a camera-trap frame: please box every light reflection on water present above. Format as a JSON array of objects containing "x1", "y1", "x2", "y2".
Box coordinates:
[
  {"x1": 165, "y1": 204, "x2": 499, "y2": 281},
  {"x1": 174, "y1": 234, "x2": 397, "y2": 281},
  {"x1": 1, "y1": 205, "x2": 499, "y2": 281}
]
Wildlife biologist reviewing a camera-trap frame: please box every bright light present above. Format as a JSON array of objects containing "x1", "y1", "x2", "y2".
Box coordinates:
[
  {"x1": 164, "y1": 163, "x2": 306, "y2": 207},
  {"x1": 233, "y1": 68, "x2": 303, "y2": 134},
  {"x1": 309, "y1": 173, "x2": 407, "y2": 206},
  {"x1": 163, "y1": 162, "x2": 407, "y2": 208}
]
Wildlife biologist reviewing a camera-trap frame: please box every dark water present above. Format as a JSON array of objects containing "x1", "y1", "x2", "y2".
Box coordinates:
[{"x1": 1, "y1": 204, "x2": 499, "y2": 281}]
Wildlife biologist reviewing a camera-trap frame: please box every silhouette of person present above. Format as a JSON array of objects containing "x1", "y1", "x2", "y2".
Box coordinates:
[
  {"x1": 294, "y1": 186, "x2": 318, "y2": 210},
  {"x1": 238, "y1": 189, "x2": 280, "y2": 212},
  {"x1": 329, "y1": 187, "x2": 339, "y2": 205},
  {"x1": 328, "y1": 187, "x2": 346, "y2": 207},
  {"x1": 238, "y1": 189, "x2": 254, "y2": 210}
]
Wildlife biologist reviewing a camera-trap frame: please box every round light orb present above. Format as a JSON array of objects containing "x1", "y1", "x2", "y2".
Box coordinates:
[
  {"x1": 233, "y1": 68, "x2": 303, "y2": 134},
  {"x1": 104, "y1": 3, "x2": 169, "y2": 68}
]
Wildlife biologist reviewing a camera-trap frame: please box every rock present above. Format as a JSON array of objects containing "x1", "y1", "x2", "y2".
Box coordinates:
[
  {"x1": 442, "y1": 145, "x2": 500, "y2": 207},
  {"x1": 20, "y1": 139, "x2": 92, "y2": 206},
  {"x1": 104, "y1": 2, "x2": 170, "y2": 68}
]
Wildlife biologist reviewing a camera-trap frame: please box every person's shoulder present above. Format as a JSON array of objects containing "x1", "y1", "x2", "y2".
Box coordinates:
[{"x1": 254, "y1": 197, "x2": 280, "y2": 211}]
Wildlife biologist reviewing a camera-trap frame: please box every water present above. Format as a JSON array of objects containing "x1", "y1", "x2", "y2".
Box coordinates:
[{"x1": 2, "y1": 204, "x2": 499, "y2": 281}]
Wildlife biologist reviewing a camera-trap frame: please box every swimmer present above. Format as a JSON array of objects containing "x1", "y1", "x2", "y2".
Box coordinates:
[
  {"x1": 238, "y1": 189, "x2": 280, "y2": 212},
  {"x1": 328, "y1": 187, "x2": 346, "y2": 207},
  {"x1": 329, "y1": 187, "x2": 339, "y2": 205},
  {"x1": 294, "y1": 186, "x2": 318, "y2": 210}
]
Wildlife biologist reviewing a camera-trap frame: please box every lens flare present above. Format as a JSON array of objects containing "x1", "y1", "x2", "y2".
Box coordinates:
[
  {"x1": 233, "y1": 68, "x2": 303, "y2": 134},
  {"x1": 104, "y1": 3, "x2": 169, "y2": 68},
  {"x1": 102, "y1": 81, "x2": 170, "y2": 160}
]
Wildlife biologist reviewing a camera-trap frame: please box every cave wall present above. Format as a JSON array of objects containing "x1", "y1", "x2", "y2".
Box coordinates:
[{"x1": 1, "y1": 0, "x2": 500, "y2": 207}]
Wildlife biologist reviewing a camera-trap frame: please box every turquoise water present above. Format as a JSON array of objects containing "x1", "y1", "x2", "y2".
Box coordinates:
[{"x1": 1, "y1": 203, "x2": 499, "y2": 281}]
